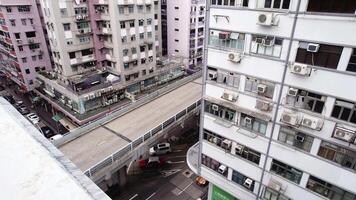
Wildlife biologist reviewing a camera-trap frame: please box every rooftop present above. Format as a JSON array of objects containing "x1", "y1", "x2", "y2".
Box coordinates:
[{"x1": 0, "y1": 98, "x2": 110, "y2": 200}]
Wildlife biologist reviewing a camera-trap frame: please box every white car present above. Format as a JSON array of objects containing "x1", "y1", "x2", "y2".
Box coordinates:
[
  {"x1": 149, "y1": 142, "x2": 171, "y2": 156},
  {"x1": 50, "y1": 134, "x2": 63, "y2": 141},
  {"x1": 26, "y1": 113, "x2": 40, "y2": 124}
]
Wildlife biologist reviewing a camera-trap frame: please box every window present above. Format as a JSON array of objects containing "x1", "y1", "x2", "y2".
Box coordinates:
[
  {"x1": 250, "y1": 35, "x2": 283, "y2": 57},
  {"x1": 29, "y1": 19, "x2": 33, "y2": 25},
  {"x1": 174, "y1": 6, "x2": 179, "y2": 9},
  {"x1": 29, "y1": 80, "x2": 33, "y2": 85},
  {"x1": 232, "y1": 170, "x2": 255, "y2": 191},
  {"x1": 307, "y1": 0, "x2": 356, "y2": 14},
  {"x1": 32, "y1": 56, "x2": 36, "y2": 61},
  {"x1": 278, "y1": 127, "x2": 314, "y2": 152},
  {"x1": 140, "y1": 45, "x2": 146, "y2": 52},
  {"x1": 38, "y1": 54, "x2": 43, "y2": 60},
  {"x1": 201, "y1": 154, "x2": 228, "y2": 177},
  {"x1": 25, "y1": 69, "x2": 30, "y2": 74},
  {"x1": 25, "y1": 31, "x2": 36, "y2": 38},
  {"x1": 209, "y1": 68, "x2": 240, "y2": 88},
  {"x1": 147, "y1": 18, "x2": 152, "y2": 25},
  {"x1": 261, "y1": 0, "x2": 291, "y2": 9},
  {"x1": 21, "y1": 19, "x2": 27, "y2": 26},
  {"x1": 205, "y1": 101, "x2": 236, "y2": 122},
  {"x1": 285, "y1": 88, "x2": 326, "y2": 114},
  {"x1": 131, "y1": 35, "x2": 136, "y2": 41},
  {"x1": 139, "y1": 19, "x2": 144, "y2": 26},
  {"x1": 81, "y1": 49, "x2": 92, "y2": 56},
  {"x1": 270, "y1": 159, "x2": 303, "y2": 184},
  {"x1": 22, "y1": 57, "x2": 27, "y2": 63},
  {"x1": 141, "y1": 58, "x2": 146, "y2": 64},
  {"x1": 174, "y1": 18, "x2": 179, "y2": 21},
  {"x1": 118, "y1": 6, "x2": 124, "y2": 14},
  {"x1": 347, "y1": 49, "x2": 356, "y2": 73},
  {"x1": 129, "y1": 20, "x2": 135, "y2": 27},
  {"x1": 131, "y1": 47, "x2": 137, "y2": 54},
  {"x1": 175, "y1": 28, "x2": 179, "y2": 31},
  {"x1": 209, "y1": 30, "x2": 245, "y2": 51},
  {"x1": 174, "y1": 39, "x2": 179, "y2": 42},
  {"x1": 245, "y1": 77, "x2": 275, "y2": 99},
  {"x1": 295, "y1": 43, "x2": 343, "y2": 70},
  {"x1": 18, "y1": 5, "x2": 30, "y2": 12},
  {"x1": 264, "y1": 187, "x2": 292, "y2": 200},
  {"x1": 175, "y1": 49, "x2": 179, "y2": 52},
  {"x1": 6, "y1": 7, "x2": 12, "y2": 13},
  {"x1": 147, "y1": 32, "x2": 152, "y2": 38},
  {"x1": 318, "y1": 141, "x2": 356, "y2": 172},
  {"x1": 14, "y1": 33, "x2": 20, "y2": 39},
  {"x1": 69, "y1": 52, "x2": 76, "y2": 59},
  {"x1": 120, "y1": 21, "x2": 125, "y2": 29},
  {"x1": 137, "y1": 5, "x2": 144, "y2": 12},
  {"x1": 121, "y1": 36, "x2": 127, "y2": 43},
  {"x1": 63, "y1": 23, "x2": 71, "y2": 31},
  {"x1": 128, "y1": 5, "x2": 134, "y2": 13},
  {"x1": 211, "y1": 0, "x2": 249, "y2": 7},
  {"x1": 331, "y1": 99, "x2": 356, "y2": 124},
  {"x1": 18, "y1": 46, "x2": 23, "y2": 51},
  {"x1": 240, "y1": 113, "x2": 267, "y2": 135},
  {"x1": 123, "y1": 49, "x2": 129, "y2": 56},
  {"x1": 10, "y1": 19, "x2": 15, "y2": 26},
  {"x1": 140, "y1": 33, "x2": 144, "y2": 39},
  {"x1": 307, "y1": 176, "x2": 356, "y2": 200}
]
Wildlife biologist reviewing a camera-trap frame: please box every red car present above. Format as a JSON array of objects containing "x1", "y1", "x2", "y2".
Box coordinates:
[{"x1": 139, "y1": 156, "x2": 166, "y2": 170}]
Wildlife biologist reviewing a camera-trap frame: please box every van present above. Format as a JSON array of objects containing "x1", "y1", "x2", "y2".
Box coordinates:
[{"x1": 149, "y1": 142, "x2": 171, "y2": 155}]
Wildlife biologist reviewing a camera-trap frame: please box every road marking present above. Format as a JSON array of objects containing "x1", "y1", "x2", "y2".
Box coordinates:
[
  {"x1": 145, "y1": 192, "x2": 156, "y2": 200},
  {"x1": 177, "y1": 182, "x2": 193, "y2": 195},
  {"x1": 167, "y1": 155, "x2": 186, "y2": 158},
  {"x1": 129, "y1": 194, "x2": 138, "y2": 200},
  {"x1": 161, "y1": 169, "x2": 182, "y2": 177},
  {"x1": 166, "y1": 160, "x2": 185, "y2": 164}
]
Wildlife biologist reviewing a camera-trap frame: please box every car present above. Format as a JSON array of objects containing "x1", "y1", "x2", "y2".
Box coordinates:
[
  {"x1": 139, "y1": 156, "x2": 166, "y2": 170},
  {"x1": 40, "y1": 126, "x2": 55, "y2": 138},
  {"x1": 149, "y1": 142, "x2": 171, "y2": 156},
  {"x1": 26, "y1": 113, "x2": 40, "y2": 124},
  {"x1": 3, "y1": 95, "x2": 15, "y2": 104},
  {"x1": 50, "y1": 134, "x2": 63, "y2": 141},
  {"x1": 17, "y1": 105, "x2": 30, "y2": 115},
  {"x1": 14, "y1": 100, "x2": 24, "y2": 107},
  {"x1": 195, "y1": 176, "x2": 208, "y2": 186}
]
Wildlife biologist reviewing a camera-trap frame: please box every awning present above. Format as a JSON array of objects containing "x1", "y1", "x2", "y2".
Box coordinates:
[
  {"x1": 106, "y1": 74, "x2": 120, "y2": 83},
  {"x1": 59, "y1": 117, "x2": 77, "y2": 131},
  {"x1": 52, "y1": 114, "x2": 63, "y2": 122}
]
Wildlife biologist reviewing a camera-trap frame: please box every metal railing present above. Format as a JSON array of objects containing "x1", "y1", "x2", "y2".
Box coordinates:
[
  {"x1": 84, "y1": 99, "x2": 201, "y2": 178},
  {"x1": 54, "y1": 71, "x2": 202, "y2": 147}
]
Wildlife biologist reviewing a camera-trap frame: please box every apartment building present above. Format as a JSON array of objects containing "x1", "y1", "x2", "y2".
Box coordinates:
[
  {"x1": 0, "y1": 0, "x2": 52, "y2": 92},
  {"x1": 166, "y1": 0, "x2": 205, "y2": 69},
  {"x1": 36, "y1": 0, "x2": 184, "y2": 125},
  {"x1": 187, "y1": 0, "x2": 356, "y2": 200}
]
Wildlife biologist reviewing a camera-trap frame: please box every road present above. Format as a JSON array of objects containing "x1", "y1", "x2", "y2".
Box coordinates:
[{"x1": 107, "y1": 131, "x2": 208, "y2": 200}]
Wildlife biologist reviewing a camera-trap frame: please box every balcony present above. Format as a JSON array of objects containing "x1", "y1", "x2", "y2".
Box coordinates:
[
  {"x1": 117, "y1": 0, "x2": 134, "y2": 5},
  {"x1": 187, "y1": 142, "x2": 200, "y2": 174},
  {"x1": 70, "y1": 54, "x2": 95, "y2": 65},
  {"x1": 190, "y1": 22, "x2": 196, "y2": 29},
  {"x1": 75, "y1": 14, "x2": 89, "y2": 22},
  {"x1": 76, "y1": 28, "x2": 92, "y2": 35}
]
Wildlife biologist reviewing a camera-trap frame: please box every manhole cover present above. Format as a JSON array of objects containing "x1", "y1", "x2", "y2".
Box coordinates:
[{"x1": 182, "y1": 169, "x2": 193, "y2": 178}]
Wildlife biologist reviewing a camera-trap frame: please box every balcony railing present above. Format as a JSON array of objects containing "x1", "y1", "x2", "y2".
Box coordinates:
[{"x1": 209, "y1": 35, "x2": 244, "y2": 51}]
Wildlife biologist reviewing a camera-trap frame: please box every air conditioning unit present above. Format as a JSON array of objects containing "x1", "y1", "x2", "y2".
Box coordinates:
[
  {"x1": 255, "y1": 37, "x2": 264, "y2": 44},
  {"x1": 222, "y1": 139, "x2": 232, "y2": 150},
  {"x1": 235, "y1": 144, "x2": 244, "y2": 155},
  {"x1": 243, "y1": 178, "x2": 254, "y2": 189},
  {"x1": 333, "y1": 126, "x2": 356, "y2": 143},
  {"x1": 257, "y1": 13, "x2": 274, "y2": 26},
  {"x1": 307, "y1": 43, "x2": 320, "y2": 53},
  {"x1": 280, "y1": 112, "x2": 300, "y2": 126},
  {"x1": 257, "y1": 84, "x2": 268, "y2": 94},
  {"x1": 256, "y1": 100, "x2": 270, "y2": 111},
  {"x1": 221, "y1": 91, "x2": 237, "y2": 102},
  {"x1": 89, "y1": 93, "x2": 95, "y2": 99},
  {"x1": 301, "y1": 115, "x2": 323, "y2": 130},
  {"x1": 208, "y1": 70, "x2": 217, "y2": 80},
  {"x1": 288, "y1": 88, "x2": 299, "y2": 97},
  {"x1": 212, "y1": 104, "x2": 219, "y2": 111},
  {"x1": 16, "y1": 39, "x2": 22, "y2": 44},
  {"x1": 244, "y1": 117, "x2": 252, "y2": 125},
  {"x1": 295, "y1": 134, "x2": 305, "y2": 142},
  {"x1": 28, "y1": 38, "x2": 34, "y2": 43},
  {"x1": 290, "y1": 63, "x2": 311, "y2": 76},
  {"x1": 218, "y1": 165, "x2": 227, "y2": 174},
  {"x1": 228, "y1": 52, "x2": 241, "y2": 63},
  {"x1": 268, "y1": 179, "x2": 282, "y2": 192}
]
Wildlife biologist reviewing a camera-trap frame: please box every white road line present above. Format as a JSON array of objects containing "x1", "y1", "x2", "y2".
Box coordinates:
[
  {"x1": 166, "y1": 160, "x2": 185, "y2": 164},
  {"x1": 145, "y1": 192, "x2": 156, "y2": 200},
  {"x1": 129, "y1": 194, "x2": 138, "y2": 200},
  {"x1": 177, "y1": 182, "x2": 193, "y2": 195}
]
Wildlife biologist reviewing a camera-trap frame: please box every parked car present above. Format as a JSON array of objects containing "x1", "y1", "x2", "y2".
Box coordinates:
[
  {"x1": 139, "y1": 156, "x2": 166, "y2": 170},
  {"x1": 149, "y1": 142, "x2": 171, "y2": 156},
  {"x1": 40, "y1": 126, "x2": 55, "y2": 138},
  {"x1": 50, "y1": 134, "x2": 63, "y2": 141},
  {"x1": 3, "y1": 95, "x2": 15, "y2": 104},
  {"x1": 17, "y1": 105, "x2": 30, "y2": 115},
  {"x1": 26, "y1": 113, "x2": 40, "y2": 124},
  {"x1": 195, "y1": 176, "x2": 208, "y2": 186},
  {"x1": 14, "y1": 100, "x2": 24, "y2": 107}
]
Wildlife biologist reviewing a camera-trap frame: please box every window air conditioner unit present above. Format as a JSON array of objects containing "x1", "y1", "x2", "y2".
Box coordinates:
[
  {"x1": 208, "y1": 70, "x2": 217, "y2": 80},
  {"x1": 222, "y1": 139, "x2": 232, "y2": 150},
  {"x1": 290, "y1": 63, "x2": 311, "y2": 76},
  {"x1": 295, "y1": 134, "x2": 305, "y2": 142},
  {"x1": 221, "y1": 91, "x2": 237, "y2": 102},
  {"x1": 333, "y1": 126, "x2": 355, "y2": 143},
  {"x1": 212, "y1": 104, "x2": 219, "y2": 111},
  {"x1": 244, "y1": 117, "x2": 252, "y2": 125},
  {"x1": 268, "y1": 179, "x2": 282, "y2": 192},
  {"x1": 288, "y1": 88, "x2": 299, "y2": 97},
  {"x1": 256, "y1": 100, "x2": 270, "y2": 111},
  {"x1": 243, "y1": 178, "x2": 253, "y2": 189},
  {"x1": 257, "y1": 84, "x2": 267, "y2": 94},
  {"x1": 255, "y1": 37, "x2": 264, "y2": 44},
  {"x1": 280, "y1": 112, "x2": 299, "y2": 126},
  {"x1": 257, "y1": 13, "x2": 274, "y2": 26},
  {"x1": 235, "y1": 144, "x2": 244, "y2": 155},
  {"x1": 228, "y1": 52, "x2": 241, "y2": 63},
  {"x1": 301, "y1": 115, "x2": 324, "y2": 130},
  {"x1": 218, "y1": 165, "x2": 227, "y2": 174},
  {"x1": 307, "y1": 43, "x2": 320, "y2": 53}
]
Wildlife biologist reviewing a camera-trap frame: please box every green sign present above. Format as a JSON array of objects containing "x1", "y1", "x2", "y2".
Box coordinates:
[{"x1": 212, "y1": 185, "x2": 236, "y2": 200}]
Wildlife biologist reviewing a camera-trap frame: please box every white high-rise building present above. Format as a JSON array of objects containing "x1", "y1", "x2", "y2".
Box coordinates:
[{"x1": 188, "y1": 0, "x2": 356, "y2": 200}]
